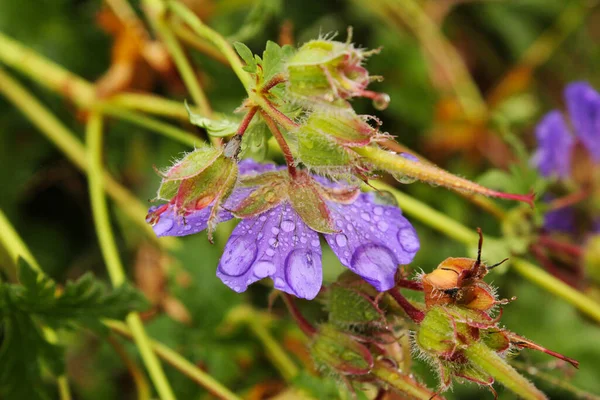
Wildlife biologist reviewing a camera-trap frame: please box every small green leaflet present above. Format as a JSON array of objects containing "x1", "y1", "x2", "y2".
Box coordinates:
[
  {"x1": 262, "y1": 40, "x2": 295, "y2": 83},
  {"x1": 186, "y1": 102, "x2": 239, "y2": 137},
  {"x1": 0, "y1": 259, "x2": 147, "y2": 399},
  {"x1": 233, "y1": 42, "x2": 258, "y2": 73}
]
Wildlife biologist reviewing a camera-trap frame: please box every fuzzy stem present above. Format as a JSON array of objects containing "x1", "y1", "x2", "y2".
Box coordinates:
[
  {"x1": 371, "y1": 360, "x2": 442, "y2": 400},
  {"x1": 388, "y1": 288, "x2": 425, "y2": 323},
  {"x1": 396, "y1": 278, "x2": 424, "y2": 291},
  {"x1": 260, "y1": 110, "x2": 297, "y2": 178},
  {"x1": 108, "y1": 92, "x2": 196, "y2": 120},
  {"x1": 168, "y1": 1, "x2": 253, "y2": 92},
  {"x1": 86, "y1": 112, "x2": 176, "y2": 400},
  {"x1": 369, "y1": 181, "x2": 600, "y2": 324},
  {"x1": 465, "y1": 341, "x2": 547, "y2": 400},
  {"x1": 282, "y1": 294, "x2": 317, "y2": 337},
  {"x1": 260, "y1": 73, "x2": 286, "y2": 93},
  {"x1": 0, "y1": 67, "x2": 179, "y2": 251},
  {"x1": 141, "y1": 0, "x2": 212, "y2": 116},
  {"x1": 106, "y1": 320, "x2": 242, "y2": 400},
  {"x1": 171, "y1": 22, "x2": 230, "y2": 65},
  {"x1": 359, "y1": 146, "x2": 535, "y2": 206},
  {"x1": 236, "y1": 106, "x2": 258, "y2": 136}
]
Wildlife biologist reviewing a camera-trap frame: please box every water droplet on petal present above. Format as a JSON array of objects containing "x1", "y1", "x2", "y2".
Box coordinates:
[
  {"x1": 391, "y1": 171, "x2": 417, "y2": 185},
  {"x1": 219, "y1": 236, "x2": 257, "y2": 277},
  {"x1": 398, "y1": 227, "x2": 419, "y2": 253},
  {"x1": 311, "y1": 239, "x2": 320, "y2": 247},
  {"x1": 274, "y1": 277, "x2": 285, "y2": 289},
  {"x1": 254, "y1": 260, "x2": 276, "y2": 278},
  {"x1": 153, "y1": 217, "x2": 174, "y2": 236},
  {"x1": 300, "y1": 236, "x2": 307, "y2": 244},
  {"x1": 335, "y1": 234, "x2": 348, "y2": 247},
  {"x1": 377, "y1": 221, "x2": 389, "y2": 232},
  {"x1": 281, "y1": 220, "x2": 295, "y2": 232},
  {"x1": 271, "y1": 227, "x2": 280, "y2": 235},
  {"x1": 265, "y1": 248, "x2": 275, "y2": 257},
  {"x1": 285, "y1": 249, "x2": 321, "y2": 299},
  {"x1": 373, "y1": 206, "x2": 383, "y2": 216},
  {"x1": 350, "y1": 244, "x2": 397, "y2": 291},
  {"x1": 360, "y1": 212, "x2": 371, "y2": 221},
  {"x1": 259, "y1": 215, "x2": 267, "y2": 221}
]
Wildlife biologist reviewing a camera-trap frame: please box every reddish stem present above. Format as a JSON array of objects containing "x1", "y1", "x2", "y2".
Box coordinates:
[
  {"x1": 396, "y1": 278, "x2": 424, "y2": 291},
  {"x1": 547, "y1": 189, "x2": 590, "y2": 211},
  {"x1": 530, "y1": 244, "x2": 579, "y2": 288},
  {"x1": 260, "y1": 73, "x2": 286, "y2": 93},
  {"x1": 537, "y1": 235, "x2": 583, "y2": 258},
  {"x1": 282, "y1": 293, "x2": 317, "y2": 337},
  {"x1": 260, "y1": 110, "x2": 297, "y2": 178},
  {"x1": 388, "y1": 288, "x2": 425, "y2": 323},
  {"x1": 261, "y1": 97, "x2": 299, "y2": 131},
  {"x1": 236, "y1": 106, "x2": 258, "y2": 136}
]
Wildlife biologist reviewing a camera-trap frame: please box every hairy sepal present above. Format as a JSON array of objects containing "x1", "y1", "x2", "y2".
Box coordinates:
[{"x1": 288, "y1": 172, "x2": 336, "y2": 233}]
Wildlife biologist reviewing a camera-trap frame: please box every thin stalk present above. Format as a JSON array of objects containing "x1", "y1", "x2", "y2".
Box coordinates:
[
  {"x1": 282, "y1": 294, "x2": 316, "y2": 337},
  {"x1": 109, "y1": 92, "x2": 194, "y2": 120},
  {"x1": 357, "y1": 146, "x2": 535, "y2": 207},
  {"x1": 142, "y1": 0, "x2": 212, "y2": 115},
  {"x1": 388, "y1": 288, "x2": 425, "y2": 323},
  {"x1": 168, "y1": 1, "x2": 253, "y2": 92},
  {"x1": 106, "y1": 320, "x2": 243, "y2": 400},
  {"x1": 260, "y1": 111, "x2": 297, "y2": 177},
  {"x1": 368, "y1": 181, "x2": 600, "y2": 324},
  {"x1": 0, "y1": 210, "x2": 72, "y2": 399},
  {"x1": 236, "y1": 106, "x2": 258, "y2": 136},
  {"x1": 171, "y1": 22, "x2": 230, "y2": 65},
  {"x1": 99, "y1": 103, "x2": 200, "y2": 147},
  {"x1": 371, "y1": 360, "x2": 442, "y2": 400},
  {"x1": 86, "y1": 112, "x2": 176, "y2": 400},
  {"x1": 0, "y1": 67, "x2": 178, "y2": 250},
  {"x1": 465, "y1": 341, "x2": 546, "y2": 400},
  {"x1": 108, "y1": 335, "x2": 152, "y2": 400}
]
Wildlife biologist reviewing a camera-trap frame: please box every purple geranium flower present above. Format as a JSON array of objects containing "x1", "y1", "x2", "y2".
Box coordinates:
[
  {"x1": 532, "y1": 82, "x2": 600, "y2": 178},
  {"x1": 148, "y1": 159, "x2": 420, "y2": 300}
]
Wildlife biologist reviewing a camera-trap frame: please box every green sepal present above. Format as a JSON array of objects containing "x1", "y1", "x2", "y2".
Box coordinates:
[
  {"x1": 156, "y1": 179, "x2": 180, "y2": 201},
  {"x1": 481, "y1": 329, "x2": 510, "y2": 353},
  {"x1": 231, "y1": 178, "x2": 288, "y2": 218},
  {"x1": 327, "y1": 284, "x2": 386, "y2": 329},
  {"x1": 416, "y1": 306, "x2": 456, "y2": 355},
  {"x1": 310, "y1": 323, "x2": 374, "y2": 376},
  {"x1": 288, "y1": 173, "x2": 336, "y2": 233},
  {"x1": 304, "y1": 110, "x2": 375, "y2": 146},
  {"x1": 159, "y1": 146, "x2": 222, "y2": 181},
  {"x1": 298, "y1": 126, "x2": 354, "y2": 170}
]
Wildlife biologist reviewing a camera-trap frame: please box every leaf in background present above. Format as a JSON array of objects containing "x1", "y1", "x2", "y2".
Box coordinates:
[
  {"x1": 228, "y1": 0, "x2": 282, "y2": 42},
  {"x1": 0, "y1": 259, "x2": 147, "y2": 399},
  {"x1": 186, "y1": 102, "x2": 239, "y2": 137}
]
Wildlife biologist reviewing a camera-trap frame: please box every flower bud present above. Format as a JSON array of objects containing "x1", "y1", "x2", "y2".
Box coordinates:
[{"x1": 285, "y1": 34, "x2": 388, "y2": 108}]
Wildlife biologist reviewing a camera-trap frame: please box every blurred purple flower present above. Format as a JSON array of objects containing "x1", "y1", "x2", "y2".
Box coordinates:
[
  {"x1": 532, "y1": 82, "x2": 600, "y2": 177},
  {"x1": 148, "y1": 159, "x2": 420, "y2": 299}
]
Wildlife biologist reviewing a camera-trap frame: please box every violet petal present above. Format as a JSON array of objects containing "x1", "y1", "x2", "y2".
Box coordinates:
[
  {"x1": 324, "y1": 192, "x2": 420, "y2": 291},
  {"x1": 532, "y1": 111, "x2": 573, "y2": 178},
  {"x1": 565, "y1": 82, "x2": 600, "y2": 162},
  {"x1": 216, "y1": 203, "x2": 323, "y2": 299}
]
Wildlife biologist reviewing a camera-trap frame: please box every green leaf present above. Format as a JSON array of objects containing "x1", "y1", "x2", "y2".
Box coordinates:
[
  {"x1": 262, "y1": 40, "x2": 295, "y2": 83},
  {"x1": 186, "y1": 102, "x2": 239, "y2": 137},
  {"x1": 233, "y1": 42, "x2": 258, "y2": 73}
]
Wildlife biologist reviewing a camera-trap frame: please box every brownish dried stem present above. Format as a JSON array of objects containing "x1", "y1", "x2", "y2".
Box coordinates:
[{"x1": 260, "y1": 110, "x2": 297, "y2": 178}]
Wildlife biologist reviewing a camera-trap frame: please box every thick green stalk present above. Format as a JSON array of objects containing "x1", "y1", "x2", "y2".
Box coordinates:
[
  {"x1": 168, "y1": 1, "x2": 253, "y2": 92},
  {"x1": 0, "y1": 67, "x2": 178, "y2": 250},
  {"x1": 465, "y1": 342, "x2": 546, "y2": 400},
  {"x1": 141, "y1": 0, "x2": 211, "y2": 115},
  {"x1": 86, "y1": 112, "x2": 176, "y2": 400},
  {"x1": 371, "y1": 360, "x2": 442, "y2": 399},
  {"x1": 107, "y1": 320, "x2": 242, "y2": 400},
  {"x1": 0, "y1": 210, "x2": 72, "y2": 399},
  {"x1": 369, "y1": 181, "x2": 600, "y2": 324}
]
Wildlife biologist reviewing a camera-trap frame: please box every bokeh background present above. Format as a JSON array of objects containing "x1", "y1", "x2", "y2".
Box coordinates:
[{"x1": 1, "y1": 0, "x2": 600, "y2": 399}]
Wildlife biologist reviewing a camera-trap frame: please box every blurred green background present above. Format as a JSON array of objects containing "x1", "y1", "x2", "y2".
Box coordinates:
[{"x1": 1, "y1": 0, "x2": 600, "y2": 399}]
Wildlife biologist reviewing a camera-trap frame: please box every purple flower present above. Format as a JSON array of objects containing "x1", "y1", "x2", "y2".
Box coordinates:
[
  {"x1": 532, "y1": 82, "x2": 600, "y2": 177},
  {"x1": 148, "y1": 160, "x2": 420, "y2": 299}
]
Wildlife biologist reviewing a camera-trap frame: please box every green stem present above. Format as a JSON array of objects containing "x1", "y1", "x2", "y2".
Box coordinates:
[
  {"x1": 0, "y1": 67, "x2": 179, "y2": 251},
  {"x1": 168, "y1": 0, "x2": 253, "y2": 92},
  {"x1": 107, "y1": 320, "x2": 242, "y2": 400},
  {"x1": 465, "y1": 341, "x2": 546, "y2": 400},
  {"x1": 0, "y1": 210, "x2": 72, "y2": 399},
  {"x1": 371, "y1": 360, "x2": 442, "y2": 399},
  {"x1": 86, "y1": 112, "x2": 176, "y2": 400},
  {"x1": 368, "y1": 181, "x2": 600, "y2": 324},
  {"x1": 142, "y1": 0, "x2": 212, "y2": 116},
  {"x1": 109, "y1": 92, "x2": 194, "y2": 120},
  {"x1": 99, "y1": 103, "x2": 200, "y2": 147}
]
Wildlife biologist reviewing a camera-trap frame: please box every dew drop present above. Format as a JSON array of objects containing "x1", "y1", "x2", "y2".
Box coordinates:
[
  {"x1": 254, "y1": 260, "x2": 276, "y2": 278},
  {"x1": 398, "y1": 227, "x2": 419, "y2": 253},
  {"x1": 373, "y1": 206, "x2": 383, "y2": 216},
  {"x1": 391, "y1": 172, "x2": 417, "y2": 185},
  {"x1": 335, "y1": 234, "x2": 348, "y2": 247},
  {"x1": 266, "y1": 248, "x2": 275, "y2": 257},
  {"x1": 219, "y1": 236, "x2": 257, "y2": 276},
  {"x1": 268, "y1": 238, "x2": 277, "y2": 247},
  {"x1": 274, "y1": 277, "x2": 285, "y2": 289},
  {"x1": 350, "y1": 244, "x2": 397, "y2": 291},
  {"x1": 281, "y1": 219, "x2": 295, "y2": 232},
  {"x1": 360, "y1": 212, "x2": 371, "y2": 221},
  {"x1": 300, "y1": 236, "x2": 308, "y2": 244},
  {"x1": 183, "y1": 224, "x2": 192, "y2": 231},
  {"x1": 271, "y1": 227, "x2": 280, "y2": 235},
  {"x1": 153, "y1": 217, "x2": 174, "y2": 236},
  {"x1": 372, "y1": 92, "x2": 390, "y2": 111},
  {"x1": 377, "y1": 221, "x2": 389, "y2": 232},
  {"x1": 311, "y1": 239, "x2": 320, "y2": 247},
  {"x1": 285, "y1": 249, "x2": 321, "y2": 299}
]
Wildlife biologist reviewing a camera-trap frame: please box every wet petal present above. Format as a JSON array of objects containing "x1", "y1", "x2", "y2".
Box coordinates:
[
  {"x1": 147, "y1": 205, "x2": 232, "y2": 237},
  {"x1": 324, "y1": 192, "x2": 419, "y2": 291},
  {"x1": 217, "y1": 203, "x2": 323, "y2": 299},
  {"x1": 565, "y1": 82, "x2": 600, "y2": 162},
  {"x1": 532, "y1": 111, "x2": 573, "y2": 178}
]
